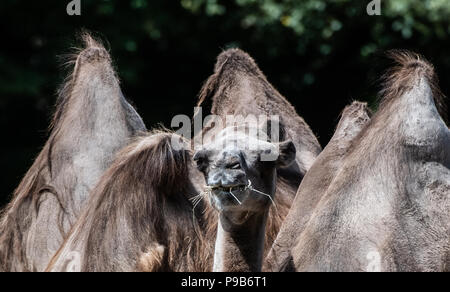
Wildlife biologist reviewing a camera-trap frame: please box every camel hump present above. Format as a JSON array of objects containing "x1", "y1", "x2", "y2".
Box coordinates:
[
  {"x1": 73, "y1": 33, "x2": 111, "y2": 67},
  {"x1": 333, "y1": 101, "x2": 372, "y2": 141},
  {"x1": 340, "y1": 101, "x2": 371, "y2": 121}
]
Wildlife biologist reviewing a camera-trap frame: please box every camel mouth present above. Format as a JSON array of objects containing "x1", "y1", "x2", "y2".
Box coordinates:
[
  {"x1": 209, "y1": 185, "x2": 248, "y2": 209},
  {"x1": 210, "y1": 185, "x2": 247, "y2": 192}
]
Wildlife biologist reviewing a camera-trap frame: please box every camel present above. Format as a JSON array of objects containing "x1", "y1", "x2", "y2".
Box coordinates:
[
  {"x1": 0, "y1": 34, "x2": 146, "y2": 272},
  {"x1": 46, "y1": 49, "x2": 320, "y2": 272},
  {"x1": 270, "y1": 52, "x2": 450, "y2": 272},
  {"x1": 195, "y1": 48, "x2": 322, "y2": 251},
  {"x1": 266, "y1": 101, "x2": 372, "y2": 271},
  {"x1": 193, "y1": 124, "x2": 296, "y2": 272}
]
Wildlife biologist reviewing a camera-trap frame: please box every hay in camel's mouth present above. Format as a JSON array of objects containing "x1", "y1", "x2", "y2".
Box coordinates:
[
  {"x1": 210, "y1": 185, "x2": 247, "y2": 192},
  {"x1": 191, "y1": 180, "x2": 277, "y2": 215}
]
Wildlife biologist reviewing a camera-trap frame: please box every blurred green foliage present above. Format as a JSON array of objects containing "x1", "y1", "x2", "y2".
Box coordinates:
[
  {"x1": 0, "y1": 0, "x2": 449, "y2": 205},
  {"x1": 181, "y1": 0, "x2": 450, "y2": 52},
  {"x1": 1, "y1": 0, "x2": 449, "y2": 107}
]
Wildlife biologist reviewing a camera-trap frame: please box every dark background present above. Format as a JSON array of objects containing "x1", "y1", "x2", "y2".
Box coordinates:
[{"x1": 1, "y1": 0, "x2": 449, "y2": 207}]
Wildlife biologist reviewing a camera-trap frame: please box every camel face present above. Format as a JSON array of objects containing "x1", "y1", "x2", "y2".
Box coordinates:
[{"x1": 194, "y1": 127, "x2": 295, "y2": 217}]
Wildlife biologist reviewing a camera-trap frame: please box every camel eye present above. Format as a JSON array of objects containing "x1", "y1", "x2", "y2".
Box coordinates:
[{"x1": 228, "y1": 162, "x2": 241, "y2": 170}]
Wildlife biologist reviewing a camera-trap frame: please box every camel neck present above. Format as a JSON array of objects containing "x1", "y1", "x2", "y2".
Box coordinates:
[{"x1": 213, "y1": 212, "x2": 268, "y2": 272}]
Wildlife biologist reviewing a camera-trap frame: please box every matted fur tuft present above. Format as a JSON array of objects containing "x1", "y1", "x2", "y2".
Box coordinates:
[
  {"x1": 214, "y1": 48, "x2": 261, "y2": 75},
  {"x1": 380, "y1": 50, "x2": 447, "y2": 122},
  {"x1": 53, "y1": 32, "x2": 112, "y2": 131},
  {"x1": 196, "y1": 48, "x2": 263, "y2": 114}
]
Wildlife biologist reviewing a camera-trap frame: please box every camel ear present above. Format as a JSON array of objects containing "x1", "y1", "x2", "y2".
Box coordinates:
[
  {"x1": 277, "y1": 140, "x2": 296, "y2": 168},
  {"x1": 259, "y1": 117, "x2": 286, "y2": 142}
]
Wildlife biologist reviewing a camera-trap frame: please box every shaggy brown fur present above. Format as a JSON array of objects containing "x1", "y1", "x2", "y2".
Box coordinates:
[
  {"x1": 282, "y1": 51, "x2": 449, "y2": 271},
  {"x1": 47, "y1": 131, "x2": 215, "y2": 272},
  {"x1": 0, "y1": 34, "x2": 145, "y2": 272}
]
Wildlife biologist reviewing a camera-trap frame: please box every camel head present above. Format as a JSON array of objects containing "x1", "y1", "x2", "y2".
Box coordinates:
[{"x1": 193, "y1": 124, "x2": 296, "y2": 224}]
